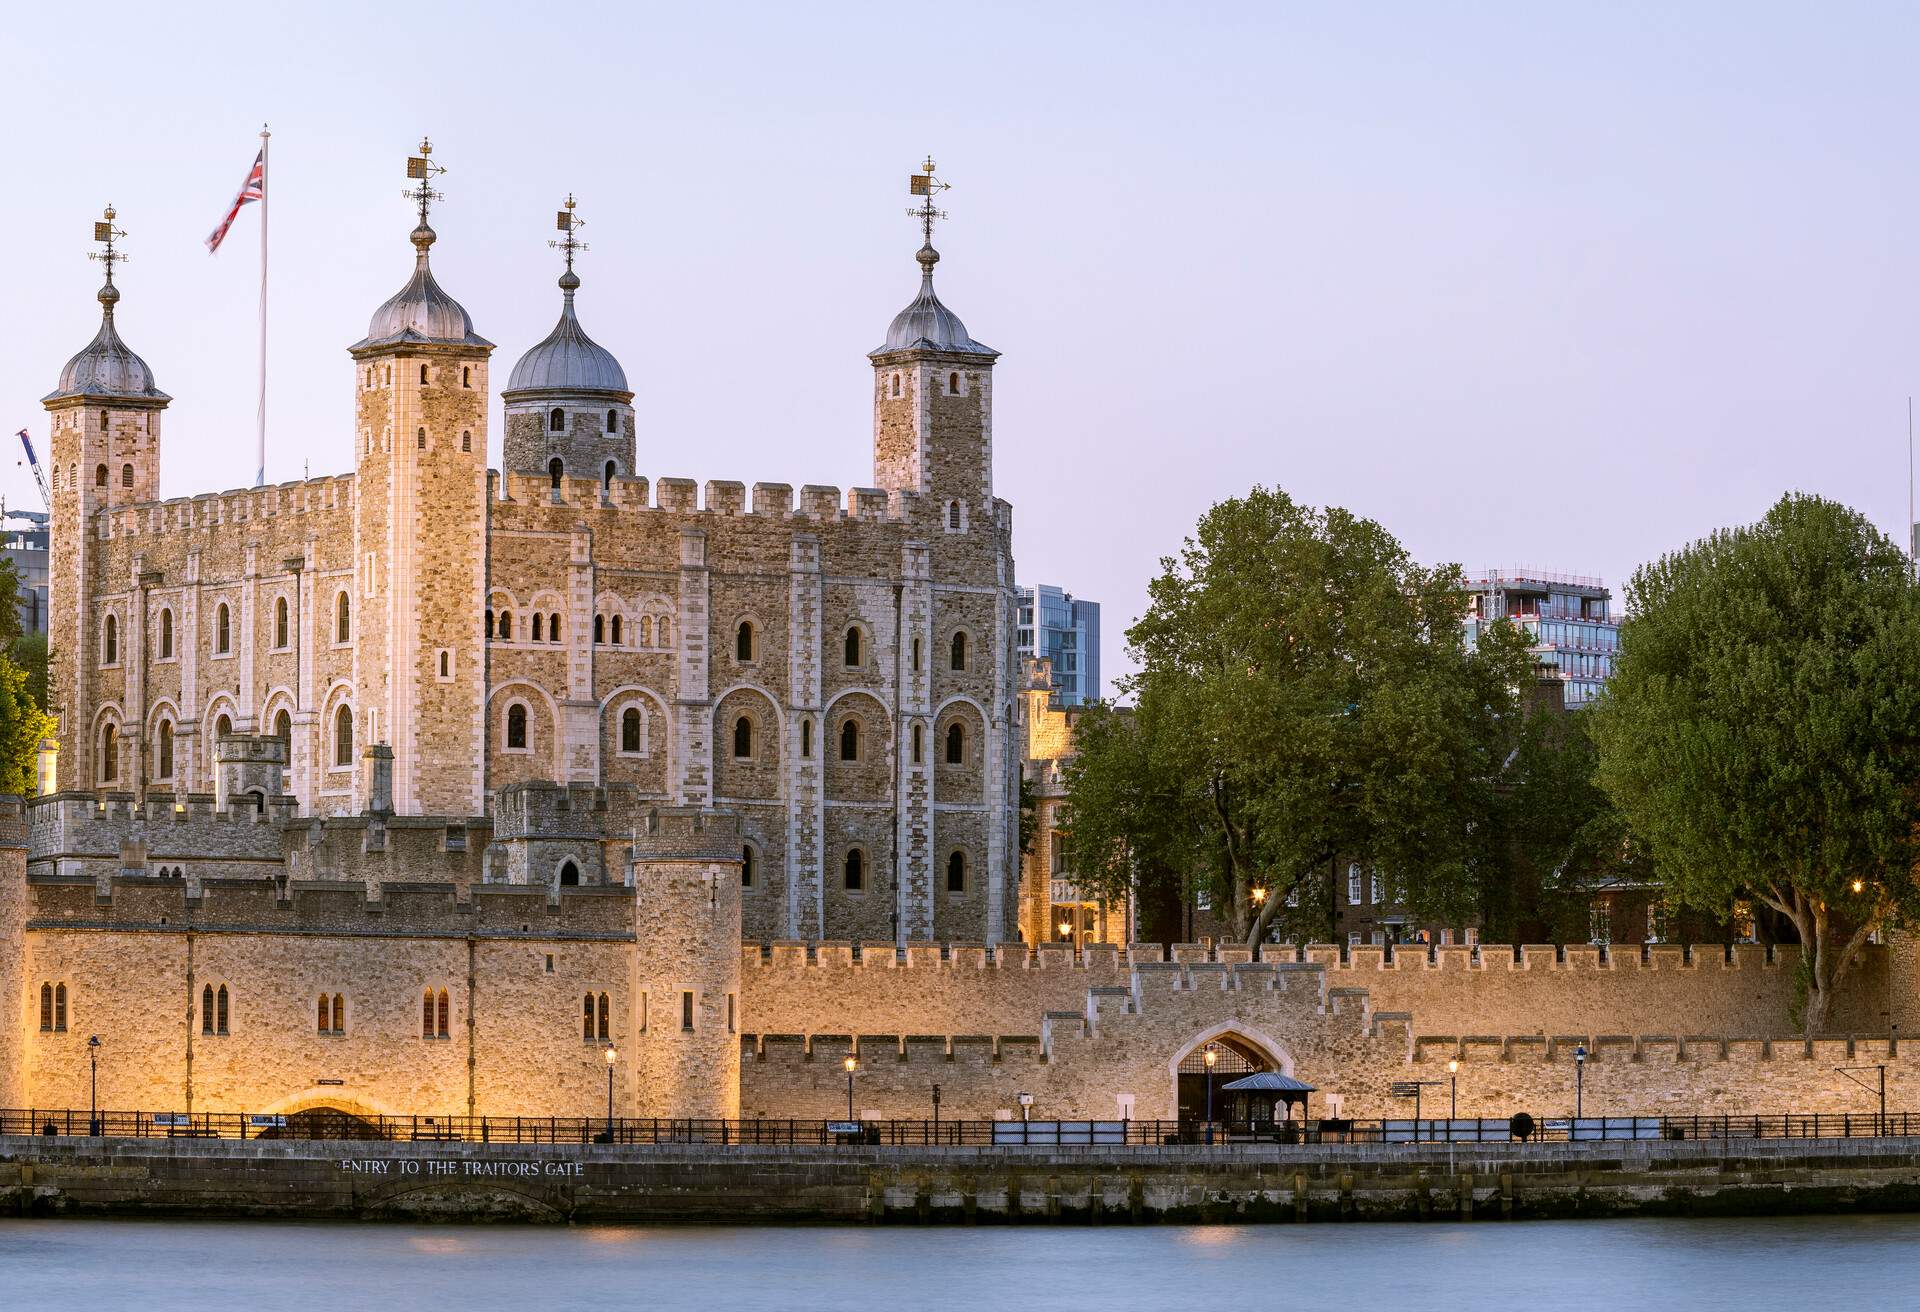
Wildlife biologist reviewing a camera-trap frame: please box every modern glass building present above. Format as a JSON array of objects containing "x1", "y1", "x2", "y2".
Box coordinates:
[
  {"x1": 1462, "y1": 569, "x2": 1616, "y2": 707},
  {"x1": 1016, "y1": 584, "x2": 1101, "y2": 706}
]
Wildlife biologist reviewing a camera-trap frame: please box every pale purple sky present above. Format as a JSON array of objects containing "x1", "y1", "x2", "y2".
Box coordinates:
[{"x1": 5, "y1": 3, "x2": 1918, "y2": 691}]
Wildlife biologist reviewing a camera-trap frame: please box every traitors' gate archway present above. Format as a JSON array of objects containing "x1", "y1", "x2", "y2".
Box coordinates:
[{"x1": 1170, "y1": 1028, "x2": 1292, "y2": 1123}]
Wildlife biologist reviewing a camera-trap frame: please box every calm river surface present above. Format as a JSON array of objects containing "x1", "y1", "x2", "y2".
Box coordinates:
[{"x1": 4, "y1": 1214, "x2": 1917, "y2": 1310}]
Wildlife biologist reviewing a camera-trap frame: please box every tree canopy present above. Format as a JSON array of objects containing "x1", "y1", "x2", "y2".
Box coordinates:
[
  {"x1": 1588, "y1": 493, "x2": 1920, "y2": 1034},
  {"x1": 1064, "y1": 486, "x2": 1533, "y2": 943}
]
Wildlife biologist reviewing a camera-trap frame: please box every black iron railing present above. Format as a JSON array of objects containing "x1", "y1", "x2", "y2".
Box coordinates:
[{"x1": 5, "y1": 1109, "x2": 1920, "y2": 1147}]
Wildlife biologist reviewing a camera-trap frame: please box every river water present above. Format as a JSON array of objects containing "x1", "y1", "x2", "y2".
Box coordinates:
[{"x1": 3, "y1": 1214, "x2": 1915, "y2": 1311}]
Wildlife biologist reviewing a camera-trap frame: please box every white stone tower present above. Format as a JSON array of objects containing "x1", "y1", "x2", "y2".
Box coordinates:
[{"x1": 345, "y1": 140, "x2": 492, "y2": 816}]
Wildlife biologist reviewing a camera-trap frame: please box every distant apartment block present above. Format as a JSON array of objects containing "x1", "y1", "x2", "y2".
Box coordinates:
[
  {"x1": 1463, "y1": 569, "x2": 1617, "y2": 707},
  {"x1": 1016, "y1": 583, "x2": 1100, "y2": 706},
  {"x1": 2, "y1": 512, "x2": 48, "y2": 636}
]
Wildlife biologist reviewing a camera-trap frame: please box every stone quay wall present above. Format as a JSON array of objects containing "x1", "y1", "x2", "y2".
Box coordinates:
[{"x1": 9, "y1": 1135, "x2": 1920, "y2": 1225}]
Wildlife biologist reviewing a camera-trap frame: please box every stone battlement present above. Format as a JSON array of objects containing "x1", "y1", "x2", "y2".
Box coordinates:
[
  {"x1": 97, "y1": 473, "x2": 355, "y2": 541},
  {"x1": 492, "y1": 470, "x2": 927, "y2": 524}
]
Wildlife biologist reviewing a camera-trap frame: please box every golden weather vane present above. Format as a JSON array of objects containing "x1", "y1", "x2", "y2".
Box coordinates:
[
  {"x1": 89, "y1": 204, "x2": 128, "y2": 283},
  {"x1": 550, "y1": 193, "x2": 589, "y2": 273},
  {"x1": 907, "y1": 155, "x2": 951, "y2": 247},
  {"x1": 403, "y1": 136, "x2": 448, "y2": 228}
]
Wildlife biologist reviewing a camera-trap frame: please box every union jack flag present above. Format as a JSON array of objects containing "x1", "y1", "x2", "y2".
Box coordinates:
[{"x1": 205, "y1": 148, "x2": 266, "y2": 253}]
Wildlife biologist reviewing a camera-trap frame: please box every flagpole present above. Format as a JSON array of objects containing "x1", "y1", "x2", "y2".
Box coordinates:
[{"x1": 257, "y1": 124, "x2": 269, "y2": 488}]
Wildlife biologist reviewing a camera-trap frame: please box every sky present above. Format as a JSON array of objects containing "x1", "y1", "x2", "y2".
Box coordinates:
[{"x1": 4, "y1": 2, "x2": 1919, "y2": 692}]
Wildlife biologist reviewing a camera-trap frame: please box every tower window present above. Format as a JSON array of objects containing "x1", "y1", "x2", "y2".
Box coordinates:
[
  {"x1": 911, "y1": 723, "x2": 923, "y2": 765},
  {"x1": 423, "y1": 987, "x2": 449, "y2": 1039},
  {"x1": 507, "y1": 703, "x2": 528, "y2": 751},
  {"x1": 890, "y1": 373, "x2": 901, "y2": 398},
  {"x1": 214, "y1": 603, "x2": 231, "y2": 655},
  {"x1": 498, "y1": 610, "x2": 513, "y2": 640},
  {"x1": 461, "y1": 430, "x2": 472, "y2": 452},
  {"x1": 156, "y1": 720, "x2": 173, "y2": 779},
  {"x1": 843, "y1": 626, "x2": 863, "y2": 668},
  {"x1": 549, "y1": 409, "x2": 565, "y2": 434},
  {"x1": 420, "y1": 365, "x2": 429, "y2": 385},
  {"x1": 947, "y1": 500, "x2": 963, "y2": 532},
  {"x1": 273, "y1": 710, "x2": 290, "y2": 740},
  {"x1": 558, "y1": 859, "x2": 580, "y2": 887},
  {"x1": 94, "y1": 464, "x2": 107, "y2": 488},
  {"x1": 800, "y1": 719, "x2": 812, "y2": 758},
  {"x1": 839, "y1": 718, "x2": 860, "y2": 762},
  {"x1": 462, "y1": 366, "x2": 472, "y2": 388},
  {"x1": 736, "y1": 621, "x2": 754, "y2": 662},
  {"x1": 336, "y1": 592, "x2": 351, "y2": 643},
  {"x1": 318, "y1": 993, "x2": 345, "y2": 1035},
  {"x1": 620, "y1": 706, "x2": 642, "y2": 754},
  {"x1": 950, "y1": 632, "x2": 967, "y2": 670},
  {"x1": 947, "y1": 850, "x2": 966, "y2": 894},
  {"x1": 159, "y1": 608, "x2": 174, "y2": 658},
  {"x1": 333, "y1": 704, "x2": 353, "y2": 767},
  {"x1": 606, "y1": 409, "x2": 618, "y2": 434},
  {"x1": 946, "y1": 722, "x2": 965, "y2": 764},
  {"x1": 533, "y1": 613, "x2": 545, "y2": 642},
  {"x1": 594, "y1": 614, "x2": 605, "y2": 645},
  {"x1": 417, "y1": 428, "x2": 426, "y2": 449},
  {"x1": 438, "y1": 649, "x2": 451, "y2": 679},
  {"x1": 733, "y1": 715, "x2": 753, "y2": 760},
  {"x1": 121, "y1": 463, "x2": 133, "y2": 488},
  {"x1": 949, "y1": 371, "x2": 961, "y2": 393},
  {"x1": 741, "y1": 843, "x2": 755, "y2": 888},
  {"x1": 549, "y1": 457, "x2": 564, "y2": 491},
  {"x1": 844, "y1": 848, "x2": 865, "y2": 891},
  {"x1": 609, "y1": 615, "x2": 621, "y2": 644},
  {"x1": 102, "y1": 613, "x2": 117, "y2": 665},
  {"x1": 100, "y1": 723, "x2": 118, "y2": 782},
  {"x1": 681, "y1": 990, "x2": 694, "y2": 1030},
  {"x1": 275, "y1": 597, "x2": 289, "y2": 649},
  {"x1": 603, "y1": 460, "x2": 616, "y2": 492}
]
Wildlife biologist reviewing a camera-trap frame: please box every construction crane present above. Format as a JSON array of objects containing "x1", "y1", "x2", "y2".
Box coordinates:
[{"x1": 15, "y1": 429, "x2": 49, "y2": 513}]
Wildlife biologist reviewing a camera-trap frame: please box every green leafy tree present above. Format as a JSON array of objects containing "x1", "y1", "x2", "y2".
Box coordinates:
[
  {"x1": 1066, "y1": 486, "x2": 1533, "y2": 944},
  {"x1": 1589, "y1": 493, "x2": 1920, "y2": 1035}
]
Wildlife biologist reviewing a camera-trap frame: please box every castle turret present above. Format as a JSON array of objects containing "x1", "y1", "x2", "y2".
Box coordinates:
[
  {"x1": 869, "y1": 159, "x2": 998, "y2": 524},
  {"x1": 629, "y1": 808, "x2": 742, "y2": 1120},
  {"x1": 44, "y1": 208, "x2": 170, "y2": 792},
  {"x1": 500, "y1": 196, "x2": 634, "y2": 493},
  {"x1": 345, "y1": 140, "x2": 491, "y2": 816}
]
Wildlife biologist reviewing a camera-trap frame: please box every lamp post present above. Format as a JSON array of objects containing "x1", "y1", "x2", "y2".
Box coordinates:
[
  {"x1": 1204, "y1": 1043, "x2": 1219, "y2": 1135},
  {"x1": 1447, "y1": 1058, "x2": 1459, "y2": 1121},
  {"x1": 843, "y1": 1054, "x2": 858, "y2": 1122},
  {"x1": 932, "y1": 1082, "x2": 942, "y2": 1135},
  {"x1": 1574, "y1": 1044, "x2": 1587, "y2": 1124},
  {"x1": 87, "y1": 1035, "x2": 100, "y2": 1137},
  {"x1": 603, "y1": 1042, "x2": 617, "y2": 1143}
]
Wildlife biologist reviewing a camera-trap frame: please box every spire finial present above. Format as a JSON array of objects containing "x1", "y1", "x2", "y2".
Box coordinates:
[
  {"x1": 403, "y1": 137, "x2": 447, "y2": 264},
  {"x1": 906, "y1": 155, "x2": 951, "y2": 280},
  {"x1": 88, "y1": 204, "x2": 128, "y2": 314},
  {"x1": 549, "y1": 194, "x2": 588, "y2": 297}
]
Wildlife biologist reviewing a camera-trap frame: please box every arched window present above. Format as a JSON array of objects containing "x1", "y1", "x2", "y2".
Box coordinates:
[
  {"x1": 732, "y1": 715, "x2": 753, "y2": 760},
  {"x1": 951, "y1": 632, "x2": 966, "y2": 670},
  {"x1": 438, "y1": 650, "x2": 450, "y2": 678},
  {"x1": 949, "y1": 370, "x2": 961, "y2": 393},
  {"x1": 532, "y1": 613, "x2": 545, "y2": 642},
  {"x1": 216, "y1": 713, "x2": 232, "y2": 742},
  {"x1": 741, "y1": 843, "x2": 755, "y2": 888},
  {"x1": 275, "y1": 597, "x2": 289, "y2": 648},
  {"x1": 947, "y1": 850, "x2": 966, "y2": 894},
  {"x1": 507, "y1": 703, "x2": 528, "y2": 750},
  {"x1": 945, "y1": 722, "x2": 965, "y2": 765},
  {"x1": 657, "y1": 616, "x2": 671, "y2": 645},
  {"x1": 839, "y1": 718, "x2": 860, "y2": 762},
  {"x1": 800, "y1": 719, "x2": 812, "y2": 758},
  {"x1": 603, "y1": 460, "x2": 615, "y2": 491},
  {"x1": 594, "y1": 615, "x2": 605, "y2": 644},
  {"x1": 549, "y1": 408, "x2": 565, "y2": 434},
  {"x1": 558, "y1": 859, "x2": 580, "y2": 887},
  {"x1": 100, "y1": 723, "x2": 118, "y2": 782},
  {"x1": 912, "y1": 638, "x2": 922, "y2": 670},
  {"x1": 606, "y1": 409, "x2": 618, "y2": 434},
  {"x1": 215, "y1": 602, "x2": 231, "y2": 654},
  {"x1": 547, "y1": 613, "x2": 562, "y2": 642},
  {"x1": 159, "y1": 608, "x2": 174, "y2": 658},
  {"x1": 335, "y1": 592, "x2": 351, "y2": 643},
  {"x1": 549, "y1": 457, "x2": 564, "y2": 490},
  {"x1": 911, "y1": 723, "x2": 923, "y2": 765},
  {"x1": 609, "y1": 615, "x2": 621, "y2": 644},
  {"x1": 416, "y1": 428, "x2": 426, "y2": 450},
  {"x1": 94, "y1": 464, "x2": 107, "y2": 488},
  {"x1": 736, "y1": 621, "x2": 754, "y2": 662},
  {"x1": 53, "y1": 983, "x2": 68, "y2": 1032},
  {"x1": 156, "y1": 720, "x2": 173, "y2": 779},
  {"x1": 596, "y1": 992, "x2": 610, "y2": 1040},
  {"x1": 890, "y1": 373, "x2": 901, "y2": 398},
  {"x1": 498, "y1": 610, "x2": 512, "y2": 640},
  {"x1": 39, "y1": 982, "x2": 52, "y2": 1032},
  {"x1": 272, "y1": 710, "x2": 290, "y2": 740},
  {"x1": 461, "y1": 430, "x2": 472, "y2": 452},
  {"x1": 333, "y1": 704, "x2": 354, "y2": 767},
  {"x1": 215, "y1": 985, "x2": 229, "y2": 1036},
  {"x1": 317, "y1": 994, "x2": 328, "y2": 1032},
  {"x1": 420, "y1": 365, "x2": 429, "y2": 385},
  {"x1": 121, "y1": 463, "x2": 133, "y2": 488},
  {"x1": 843, "y1": 848, "x2": 865, "y2": 891},
  {"x1": 639, "y1": 615, "x2": 653, "y2": 646},
  {"x1": 423, "y1": 988, "x2": 435, "y2": 1037},
  {"x1": 462, "y1": 366, "x2": 472, "y2": 388},
  {"x1": 202, "y1": 985, "x2": 216, "y2": 1035},
  {"x1": 318, "y1": 993, "x2": 345, "y2": 1035},
  {"x1": 843, "y1": 626, "x2": 862, "y2": 668},
  {"x1": 620, "y1": 707, "x2": 641, "y2": 754},
  {"x1": 423, "y1": 987, "x2": 449, "y2": 1039},
  {"x1": 103, "y1": 613, "x2": 117, "y2": 665},
  {"x1": 582, "y1": 993, "x2": 594, "y2": 1039}
]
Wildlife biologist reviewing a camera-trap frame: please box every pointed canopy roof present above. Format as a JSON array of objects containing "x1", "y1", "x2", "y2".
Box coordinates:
[
  {"x1": 45, "y1": 259, "x2": 168, "y2": 405},
  {"x1": 351, "y1": 221, "x2": 492, "y2": 354},
  {"x1": 871, "y1": 243, "x2": 996, "y2": 359}
]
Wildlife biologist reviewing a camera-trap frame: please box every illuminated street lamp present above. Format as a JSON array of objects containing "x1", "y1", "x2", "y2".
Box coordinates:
[
  {"x1": 843, "y1": 1054, "x2": 859, "y2": 1122},
  {"x1": 87, "y1": 1035, "x2": 101, "y2": 1137},
  {"x1": 1204, "y1": 1043, "x2": 1219, "y2": 1127},
  {"x1": 1574, "y1": 1044, "x2": 1588, "y2": 1122},
  {"x1": 603, "y1": 1043, "x2": 617, "y2": 1143},
  {"x1": 1447, "y1": 1057, "x2": 1459, "y2": 1121}
]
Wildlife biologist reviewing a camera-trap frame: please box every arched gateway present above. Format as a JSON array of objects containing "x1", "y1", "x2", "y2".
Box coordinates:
[{"x1": 1168, "y1": 1025, "x2": 1297, "y2": 1124}]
